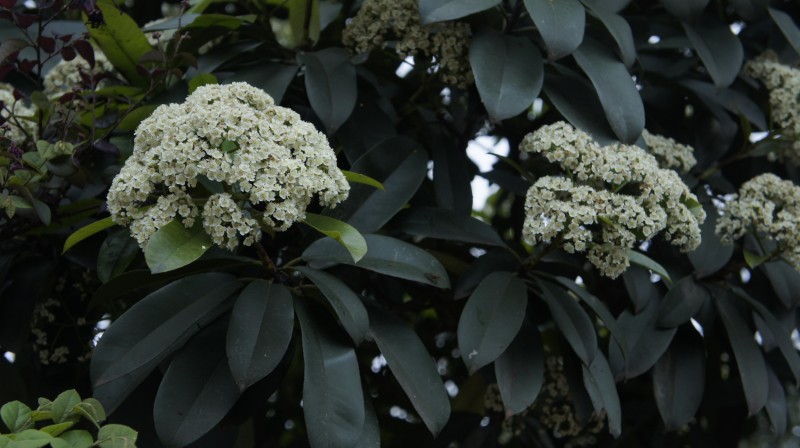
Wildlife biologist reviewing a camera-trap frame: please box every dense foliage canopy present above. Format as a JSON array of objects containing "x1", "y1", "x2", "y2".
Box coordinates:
[{"x1": 2, "y1": 0, "x2": 800, "y2": 446}]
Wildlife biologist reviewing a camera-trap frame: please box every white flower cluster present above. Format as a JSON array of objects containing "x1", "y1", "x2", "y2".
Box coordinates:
[
  {"x1": 641, "y1": 130, "x2": 697, "y2": 172},
  {"x1": 716, "y1": 173, "x2": 800, "y2": 270},
  {"x1": 43, "y1": 50, "x2": 116, "y2": 96},
  {"x1": 0, "y1": 84, "x2": 37, "y2": 142},
  {"x1": 520, "y1": 122, "x2": 705, "y2": 278},
  {"x1": 107, "y1": 82, "x2": 350, "y2": 250},
  {"x1": 342, "y1": 0, "x2": 473, "y2": 87},
  {"x1": 744, "y1": 53, "x2": 800, "y2": 164}
]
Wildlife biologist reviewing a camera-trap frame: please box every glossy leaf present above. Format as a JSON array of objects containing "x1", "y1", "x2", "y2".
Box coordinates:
[
  {"x1": 367, "y1": 303, "x2": 450, "y2": 436},
  {"x1": 573, "y1": 40, "x2": 644, "y2": 143},
  {"x1": 609, "y1": 298, "x2": 677, "y2": 380},
  {"x1": 341, "y1": 170, "x2": 384, "y2": 191},
  {"x1": 581, "y1": 0, "x2": 630, "y2": 13},
  {"x1": 653, "y1": 328, "x2": 705, "y2": 430},
  {"x1": 494, "y1": 320, "x2": 544, "y2": 416},
  {"x1": 62, "y1": 217, "x2": 116, "y2": 254},
  {"x1": 557, "y1": 277, "x2": 628, "y2": 359},
  {"x1": 154, "y1": 322, "x2": 239, "y2": 448},
  {"x1": 714, "y1": 290, "x2": 768, "y2": 416},
  {"x1": 296, "y1": 299, "x2": 365, "y2": 448},
  {"x1": 688, "y1": 205, "x2": 733, "y2": 278},
  {"x1": 683, "y1": 18, "x2": 743, "y2": 88},
  {"x1": 628, "y1": 250, "x2": 672, "y2": 285},
  {"x1": 582, "y1": 352, "x2": 621, "y2": 437},
  {"x1": 394, "y1": 206, "x2": 505, "y2": 247},
  {"x1": 762, "y1": 261, "x2": 800, "y2": 309},
  {"x1": 765, "y1": 366, "x2": 787, "y2": 435},
  {"x1": 523, "y1": 0, "x2": 586, "y2": 59},
  {"x1": 85, "y1": 0, "x2": 153, "y2": 88},
  {"x1": 586, "y1": 5, "x2": 636, "y2": 67},
  {"x1": 543, "y1": 69, "x2": 617, "y2": 145},
  {"x1": 418, "y1": 0, "x2": 500, "y2": 24},
  {"x1": 303, "y1": 213, "x2": 368, "y2": 263},
  {"x1": 470, "y1": 30, "x2": 543, "y2": 121},
  {"x1": 91, "y1": 273, "x2": 240, "y2": 413},
  {"x1": 730, "y1": 0, "x2": 767, "y2": 20},
  {"x1": 538, "y1": 281, "x2": 597, "y2": 366},
  {"x1": 295, "y1": 267, "x2": 369, "y2": 344},
  {"x1": 355, "y1": 397, "x2": 380, "y2": 448},
  {"x1": 298, "y1": 48, "x2": 356, "y2": 132},
  {"x1": 331, "y1": 137, "x2": 427, "y2": 233},
  {"x1": 680, "y1": 79, "x2": 766, "y2": 130},
  {"x1": 97, "y1": 230, "x2": 139, "y2": 284},
  {"x1": 458, "y1": 272, "x2": 527, "y2": 373},
  {"x1": 660, "y1": 0, "x2": 708, "y2": 21},
  {"x1": 1, "y1": 401, "x2": 32, "y2": 432},
  {"x1": 303, "y1": 234, "x2": 450, "y2": 288},
  {"x1": 622, "y1": 265, "x2": 659, "y2": 313},
  {"x1": 226, "y1": 280, "x2": 294, "y2": 391},
  {"x1": 769, "y1": 8, "x2": 800, "y2": 58},
  {"x1": 657, "y1": 276, "x2": 709, "y2": 328},
  {"x1": 144, "y1": 219, "x2": 213, "y2": 274},
  {"x1": 225, "y1": 62, "x2": 298, "y2": 104}
]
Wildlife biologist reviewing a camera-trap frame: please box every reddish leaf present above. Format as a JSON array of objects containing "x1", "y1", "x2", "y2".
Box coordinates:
[
  {"x1": 0, "y1": 0, "x2": 16, "y2": 9},
  {"x1": 61, "y1": 46, "x2": 76, "y2": 61},
  {"x1": 13, "y1": 13, "x2": 37, "y2": 29},
  {"x1": 38, "y1": 36, "x2": 56, "y2": 54},
  {"x1": 73, "y1": 39, "x2": 95, "y2": 67}
]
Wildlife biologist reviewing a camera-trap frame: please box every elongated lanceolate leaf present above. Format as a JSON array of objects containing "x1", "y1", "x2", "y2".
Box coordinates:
[
  {"x1": 295, "y1": 267, "x2": 369, "y2": 344},
  {"x1": 63, "y1": 216, "x2": 116, "y2": 254},
  {"x1": 303, "y1": 213, "x2": 368, "y2": 263},
  {"x1": 585, "y1": 5, "x2": 636, "y2": 67},
  {"x1": 303, "y1": 234, "x2": 450, "y2": 288},
  {"x1": 458, "y1": 272, "x2": 528, "y2": 373},
  {"x1": 582, "y1": 352, "x2": 621, "y2": 437},
  {"x1": 714, "y1": 290, "x2": 768, "y2": 416},
  {"x1": 418, "y1": 0, "x2": 500, "y2": 24},
  {"x1": 538, "y1": 281, "x2": 597, "y2": 365},
  {"x1": 394, "y1": 206, "x2": 505, "y2": 247},
  {"x1": 296, "y1": 300, "x2": 365, "y2": 448},
  {"x1": 688, "y1": 204, "x2": 733, "y2": 278},
  {"x1": 298, "y1": 48, "x2": 356, "y2": 132},
  {"x1": 226, "y1": 280, "x2": 294, "y2": 391},
  {"x1": 154, "y1": 322, "x2": 239, "y2": 448},
  {"x1": 653, "y1": 328, "x2": 705, "y2": 430},
  {"x1": 470, "y1": 30, "x2": 543, "y2": 121},
  {"x1": 494, "y1": 320, "x2": 544, "y2": 416},
  {"x1": 608, "y1": 297, "x2": 676, "y2": 380},
  {"x1": 660, "y1": 0, "x2": 709, "y2": 21},
  {"x1": 770, "y1": 8, "x2": 800, "y2": 58},
  {"x1": 523, "y1": 0, "x2": 585, "y2": 60},
  {"x1": 367, "y1": 303, "x2": 450, "y2": 436},
  {"x1": 627, "y1": 250, "x2": 672, "y2": 285},
  {"x1": 557, "y1": 277, "x2": 628, "y2": 359},
  {"x1": 657, "y1": 276, "x2": 709, "y2": 328},
  {"x1": 91, "y1": 273, "x2": 240, "y2": 413},
  {"x1": 683, "y1": 18, "x2": 743, "y2": 88}
]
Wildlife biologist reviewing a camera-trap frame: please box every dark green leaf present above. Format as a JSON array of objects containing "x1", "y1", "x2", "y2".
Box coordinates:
[
  {"x1": 538, "y1": 281, "x2": 597, "y2": 366},
  {"x1": 769, "y1": 8, "x2": 800, "y2": 58},
  {"x1": 303, "y1": 213, "x2": 367, "y2": 263},
  {"x1": 394, "y1": 206, "x2": 505, "y2": 247},
  {"x1": 523, "y1": 0, "x2": 586, "y2": 59},
  {"x1": 330, "y1": 137, "x2": 427, "y2": 233},
  {"x1": 652, "y1": 328, "x2": 705, "y2": 430},
  {"x1": 458, "y1": 272, "x2": 527, "y2": 373},
  {"x1": 430, "y1": 133, "x2": 473, "y2": 215},
  {"x1": 557, "y1": 277, "x2": 628, "y2": 359},
  {"x1": 454, "y1": 249, "x2": 520, "y2": 299},
  {"x1": 683, "y1": 18, "x2": 743, "y2": 88},
  {"x1": 96, "y1": 424, "x2": 138, "y2": 448},
  {"x1": 680, "y1": 79, "x2": 767, "y2": 130},
  {"x1": 582, "y1": 352, "x2": 621, "y2": 437},
  {"x1": 731, "y1": 288, "x2": 800, "y2": 385},
  {"x1": 581, "y1": 0, "x2": 630, "y2": 13},
  {"x1": 154, "y1": 321, "x2": 239, "y2": 448},
  {"x1": 224, "y1": 62, "x2": 298, "y2": 104},
  {"x1": 418, "y1": 0, "x2": 501, "y2": 24},
  {"x1": 573, "y1": 40, "x2": 644, "y2": 143},
  {"x1": 765, "y1": 366, "x2": 787, "y2": 435},
  {"x1": 85, "y1": 0, "x2": 153, "y2": 88},
  {"x1": 354, "y1": 397, "x2": 380, "y2": 448},
  {"x1": 226, "y1": 280, "x2": 294, "y2": 391},
  {"x1": 470, "y1": 30, "x2": 543, "y2": 121},
  {"x1": 730, "y1": 0, "x2": 767, "y2": 20},
  {"x1": 296, "y1": 299, "x2": 365, "y2": 448},
  {"x1": 762, "y1": 260, "x2": 800, "y2": 309},
  {"x1": 543, "y1": 69, "x2": 617, "y2": 145},
  {"x1": 144, "y1": 219, "x2": 213, "y2": 274},
  {"x1": 657, "y1": 276, "x2": 709, "y2": 328},
  {"x1": 61, "y1": 216, "x2": 116, "y2": 254},
  {"x1": 91, "y1": 273, "x2": 240, "y2": 413},
  {"x1": 586, "y1": 5, "x2": 636, "y2": 67},
  {"x1": 609, "y1": 298, "x2": 677, "y2": 380},
  {"x1": 295, "y1": 267, "x2": 369, "y2": 344},
  {"x1": 494, "y1": 320, "x2": 544, "y2": 416},
  {"x1": 660, "y1": 0, "x2": 708, "y2": 20},
  {"x1": 688, "y1": 205, "x2": 733, "y2": 278},
  {"x1": 628, "y1": 250, "x2": 672, "y2": 285},
  {"x1": 303, "y1": 234, "x2": 450, "y2": 288},
  {"x1": 116, "y1": 105, "x2": 157, "y2": 132},
  {"x1": 622, "y1": 265, "x2": 658, "y2": 313},
  {"x1": 97, "y1": 230, "x2": 139, "y2": 284},
  {"x1": 714, "y1": 290, "x2": 768, "y2": 416},
  {"x1": 366, "y1": 303, "x2": 450, "y2": 436},
  {"x1": 298, "y1": 48, "x2": 356, "y2": 132},
  {"x1": 1, "y1": 401, "x2": 32, "y2": 432}
]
